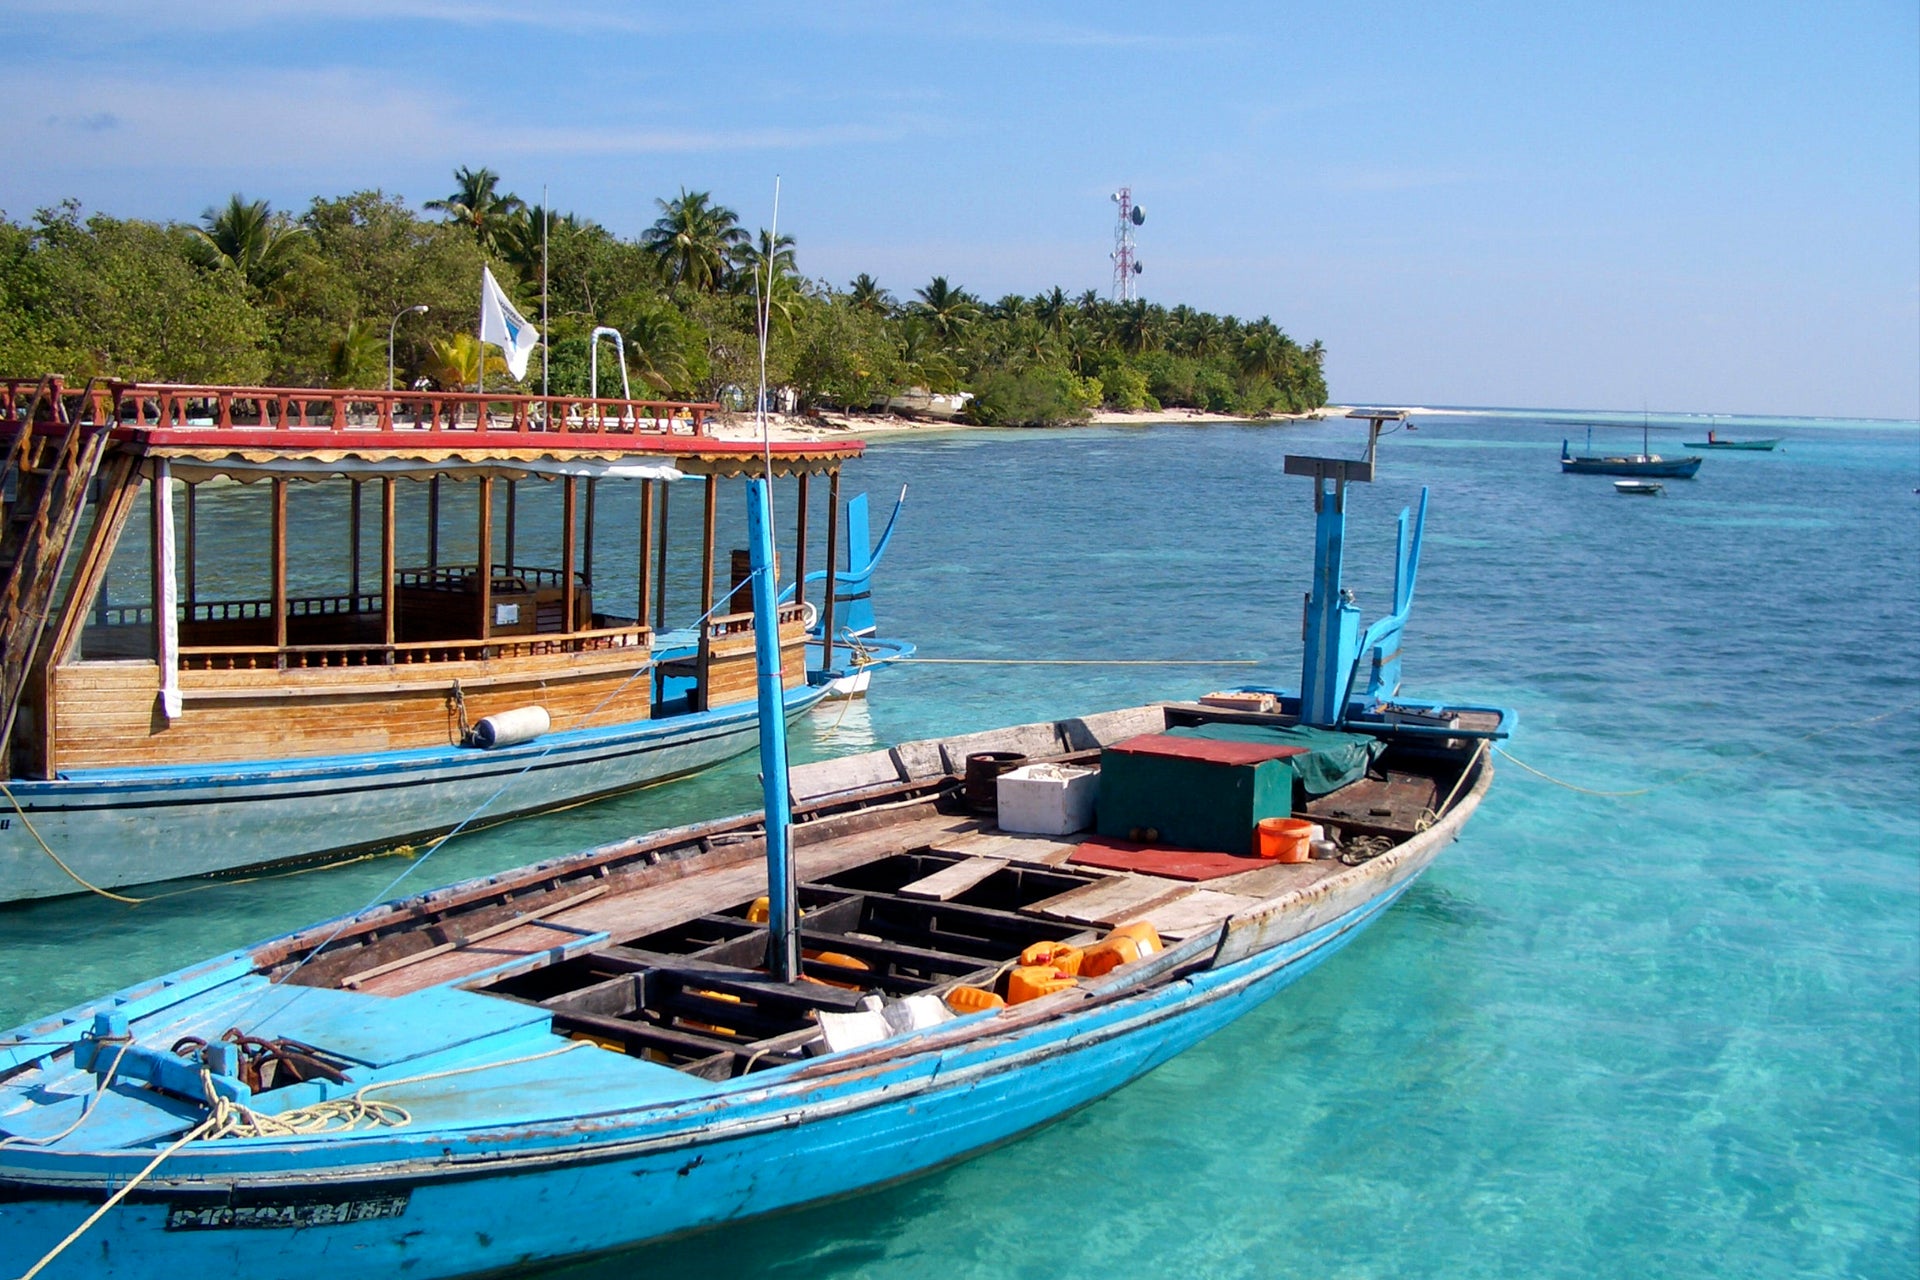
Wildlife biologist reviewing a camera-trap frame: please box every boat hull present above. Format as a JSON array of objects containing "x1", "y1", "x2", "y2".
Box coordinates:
[
  {"x1": 0, "y1": 761, "x2": 1487, "y2": 1276},
  {"x1": 0, "y1": 685, "x2": 827, "y2": 903},
  {"x1": 1559, "y1": 455, "x2": 1702, "y2": 478},
  {"x1": 1682, "y1": 439, "x2": 1780, "y2": 450}
]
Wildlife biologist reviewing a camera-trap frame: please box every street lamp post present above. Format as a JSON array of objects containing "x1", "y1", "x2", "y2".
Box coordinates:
[{"x1": 388, "y1": 304, "x2": 429, "y2": 393}]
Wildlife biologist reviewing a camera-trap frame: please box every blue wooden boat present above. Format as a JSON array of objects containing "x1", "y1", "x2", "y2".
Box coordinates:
[
  {"x1": 1681, "y1": 433, "x2": 1782, "y2": 450},
  {"x1": 1560, "y1": 421, "x2": 1702, "y2": 478},
  {"x1": 0, "y1": 378, "x2": 909, "y2": 903},
  {"x1": 0, "y1": 411, "x2": 1509, "y2": 1278}
]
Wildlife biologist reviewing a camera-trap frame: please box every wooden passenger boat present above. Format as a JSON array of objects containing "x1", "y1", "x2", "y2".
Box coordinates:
[
  {"x1": 0, "y1": 412, "x2": 1509, "y2": 1278},
  {"x1": 0, "y1": 378, "x2": 909, "y2": 903}
]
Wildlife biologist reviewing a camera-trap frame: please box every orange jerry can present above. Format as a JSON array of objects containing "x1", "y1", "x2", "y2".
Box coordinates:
[
  {"x1": 1019, "y1": 940, "x2": 1085, "y2": 977},
  {"x1": 944, "y1": 985, "x2": 1007, "y2": 1014},
  {"x1": 1080, "y1": 921, "x2": 1164, "y2": 977},
  {"x1": 1007, "y1": 965, "x2": 1079, "y2": 1004}
]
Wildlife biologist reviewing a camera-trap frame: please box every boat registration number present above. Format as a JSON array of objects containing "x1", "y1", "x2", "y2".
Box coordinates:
[{"x1": 165, "y1": 1193, "x2": 409, "y2": 1230}]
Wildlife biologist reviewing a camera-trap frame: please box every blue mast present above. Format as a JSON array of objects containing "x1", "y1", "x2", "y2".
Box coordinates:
[
  {"x1": 1288, "y1": 410, "x2": 1412, "y2": 727},
  {"x1": 746, "y1": 474, "x2": 799, "y2": 982}
]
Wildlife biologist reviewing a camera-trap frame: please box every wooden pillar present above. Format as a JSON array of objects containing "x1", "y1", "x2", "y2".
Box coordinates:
[
  {"x1": 427, "y1": 476, "x2": 440, "y2": 571},
  {"x1": 793, "y1": 472, "x2": 809, "y2": 619},
  {"x1": 148, "y1": 468, "x2": 165, "y2": 659},
  {"x1": 477, "y1": 476, "x2": 493, "y2": 641},
  {"x1": 653, "y1": 480, "x2": 671, "y2": 631},
  {"x1": 183, "y1": 481, "x2": 197, "y2": 607},
  {"x1": 271, "y1": 478, "x2": 288, "y2": 656},
  {"x1": 349, "y1": 478, "x2": 362, "y2": 604},
  {"x1": 381, "y1": 478, "x2": 396, "y2": 651},
  {"x1": 637, "y1": 481, "x2": 654, "y2": 631},
  {"x1": 583, "y1": 477, "x2": 597, "y2": 584},
  {"x1": 562, "y1": 475, "x2": 578, "y2": 634},
  {"x1": 700, "y1": 475, "x2": 717, "y2": 619},
  {"x1": 821, "y1": 468, "x2": 841, "y2": 650},
  {"x1": 504, "y1": 479, "x2": 517, "y2": 575}
]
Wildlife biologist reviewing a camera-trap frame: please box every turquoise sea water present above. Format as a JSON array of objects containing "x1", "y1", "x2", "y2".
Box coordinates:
[{"x1": 2, "y1": 411, "x2": 1916, "y2": 1277}]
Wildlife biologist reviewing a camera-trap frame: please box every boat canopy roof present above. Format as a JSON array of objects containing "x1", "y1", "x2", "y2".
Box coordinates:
[
  {"x1": 2, "y1": 379, "x2": 866, "y2": 481},
  {"x1": 157, "y1": 455, "x2": 689, "y2": 484}
]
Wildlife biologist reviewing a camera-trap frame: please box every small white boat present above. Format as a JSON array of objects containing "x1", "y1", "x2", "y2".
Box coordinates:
[{"x1": 1613, "y1": 479, "x2": 1664, "y2": 495}]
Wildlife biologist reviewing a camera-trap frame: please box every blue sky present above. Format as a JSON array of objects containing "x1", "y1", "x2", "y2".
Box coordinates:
[{"x1": 4, "y1": 0, "x2": 1915, "y2": 419}]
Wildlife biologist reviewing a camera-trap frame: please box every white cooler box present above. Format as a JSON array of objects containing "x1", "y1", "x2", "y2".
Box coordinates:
[{"x1": 995, "y1": 763, "x2": 1098, "y2": 835}]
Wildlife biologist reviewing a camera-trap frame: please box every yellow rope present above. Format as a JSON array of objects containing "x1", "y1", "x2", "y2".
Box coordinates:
[{"x1": 1494, "y1": 701, "x2": 1919, "y2": 800}]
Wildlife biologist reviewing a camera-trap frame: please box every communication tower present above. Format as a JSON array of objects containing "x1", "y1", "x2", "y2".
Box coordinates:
[{"x1": 1110, "y1": 187, "x2": 1145, "y2": 302}]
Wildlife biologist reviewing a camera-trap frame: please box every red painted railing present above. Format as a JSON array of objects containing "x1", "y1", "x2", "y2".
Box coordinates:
[{"x1": 0, "y1": 377, "x2": 718, "y2": 442}]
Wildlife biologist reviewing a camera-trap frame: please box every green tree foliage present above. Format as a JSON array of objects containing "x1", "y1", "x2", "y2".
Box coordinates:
[
  {"x1": 0, "y1": 203, "x2": 268, "y2": 383},
  {"x1": 0, "y1": 169, "x2": 1328, "y2": 416}
]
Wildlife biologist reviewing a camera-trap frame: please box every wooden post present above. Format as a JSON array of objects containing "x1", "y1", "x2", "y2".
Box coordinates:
[
  {"x1": 381, "y1": 477, "x2": 396, "y2": 651},
  {"x1": 638, "y1": 481, "x2": 654, "y2": 631},
  {"x1": 504, "y1": 479, "x2": 517, "y2": 576},
  {"x1": 821, "y1": 467, "x2": 841, "y2": 651},
  {"x1": 427, "y1": 475, "x2": 440, "y2": 571},
  {"x1": 654, "y1": 479, "x2": 671, "y2": 631},
  {"x1": 349, "y1": 478, "x2": 362, "y2": 605},
  {"x1": 562, "y1": 475, "x2": 578, "y2": 634},
  {"x1": 477, "y1": 475, "x2": 494, "y2": 641},
  {"x1": 793, "y1": 472, "x2": 809, "y2": 621},
  {"x1": 183, "y1": 481, "x2": 197, "y2": 608},
  {"x1": 583, "y1": 476, "x2": 597, "y2": 585},
  {"x1": 271, "y1": 478, "x2": 288, "y2": 659},
  {"x1": 700, "y1": 475, "x2": 717, "y2": 619}
]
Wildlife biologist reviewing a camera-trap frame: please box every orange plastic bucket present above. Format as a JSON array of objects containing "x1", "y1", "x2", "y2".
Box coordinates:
[{"x1": 1256, "y1": 817, "x2": 1314, "y2": 862}]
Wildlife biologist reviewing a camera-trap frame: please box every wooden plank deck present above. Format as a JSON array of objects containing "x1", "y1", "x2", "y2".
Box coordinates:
[
  {"x1": 1027, "y1": 875, "x2": 1193, "y2": 928},
  {"x1": 366, "y1": 810, "x2": 976, "y2": 995},
  {"x1": 899, "y1": 856, "x2": 1007, "y2": 901},
  {"x1": 928, "y1": 831, "x2": 1085, "y2": 866}
]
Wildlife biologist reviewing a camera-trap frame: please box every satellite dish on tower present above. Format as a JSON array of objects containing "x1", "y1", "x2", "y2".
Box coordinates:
[
  {"x1": 1131, "y1": 205, "x2": 1145, "y2": 226},
  {"x1": 1133, "y1": 260, "x2": 1144, "y2": 274}
]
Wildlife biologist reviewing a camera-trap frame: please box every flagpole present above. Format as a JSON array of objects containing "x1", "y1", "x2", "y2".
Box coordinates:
[
  {"x1": 475, "y1": 262, "x2": 485, "y2": 398},
  {"x1": 541, "y1": 183, "x2": 550, "y2": 401}
]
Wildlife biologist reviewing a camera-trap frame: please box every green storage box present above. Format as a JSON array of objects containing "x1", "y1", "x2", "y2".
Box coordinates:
[{"x1": 1094, "y1": 724, "x2": 1381, "y2": 856}]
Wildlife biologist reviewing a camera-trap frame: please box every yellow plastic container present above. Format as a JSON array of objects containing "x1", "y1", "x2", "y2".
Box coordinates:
[
  {"x1": 944, "y1": 985, "x2": 1007, "y2": 1014},
  {"x1": 747, "y1": 896, "x2": 770, "y2": 924},
  {"x1": 1007, "y1": 965, "x2": 1079, "y2": 1004},
  {"x1": 1019, "y1": 940, "x2": 1085, "y2": 977},
  {"x1": 1081, "y1": 921, "x2": 1165, "y2": 977},
  {"x1": 1256, "y1": 817, "x2": 1314, "y2": 862}
]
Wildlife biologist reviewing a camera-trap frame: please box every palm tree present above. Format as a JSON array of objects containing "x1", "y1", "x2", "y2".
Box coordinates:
[
  {"x1": 425, "y1": 166, "x2": 525, "y2": 253},
  {"x1": 1113, "y1": 300, "x2": 1163, "y2": 356},
  {"x1": 185, "y1": 194, "x2": 306, "y2": 295},
  {"x1": 730, "y1": 228, "x2": 798, "y2": 286},
  {"x1": 325, "y1": 320, "x2": 385, "y2": 389},
  {"x1": 913, "y1": 276, "x2": 980, "y2": 342},
  {"x1": 847, "y1": 273, "x2": 893, "y2": 314},
  {"x1": 424, "y1": 333, "x2": 505, "y2": 392},
  {"x1": 641, "y1": 188, "x2": 747, "y2": 292},
  {"x1": 622, "y1": 305, "x2": 692, "y2": 395},
  {"x1": 1032, "y1": 286, "x2": 1070, "y2": 333}
]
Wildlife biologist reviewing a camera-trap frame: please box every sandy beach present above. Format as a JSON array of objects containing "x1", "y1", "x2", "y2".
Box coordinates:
[{"x1": 701, "y1": 405, "x2": 1359, "y2": 444}]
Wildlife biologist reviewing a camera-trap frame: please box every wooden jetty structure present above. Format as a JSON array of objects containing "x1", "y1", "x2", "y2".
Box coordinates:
[
  {"x1": 0, "y1": 377, "x2": 909, "y2": 902},
  {"x1": 0, "y1": 412, "x2": 1508, "y2": 1278}
]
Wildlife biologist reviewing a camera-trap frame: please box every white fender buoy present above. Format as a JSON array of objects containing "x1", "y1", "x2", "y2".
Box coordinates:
[{"x1": 468, "y1": 706, "x2": 551, "y2": 749}]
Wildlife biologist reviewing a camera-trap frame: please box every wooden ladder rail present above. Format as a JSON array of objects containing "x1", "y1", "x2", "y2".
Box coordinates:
[
  {"x1": 0, "y1": 379, "x2": 114, "y2": 763},
  {"x1": 0, "y1": 377, "x2": 57, "y2": 541}
]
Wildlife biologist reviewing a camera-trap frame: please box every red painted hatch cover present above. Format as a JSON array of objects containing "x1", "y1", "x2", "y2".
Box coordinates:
[{"x1": 1104, "y1": 733, "x2": 1309, "y2": 767}]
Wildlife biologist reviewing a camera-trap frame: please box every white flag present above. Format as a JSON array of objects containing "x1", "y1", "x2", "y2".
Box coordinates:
[{"x1": 479, "y1": 265, "x2": 540, "y2": 380}]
